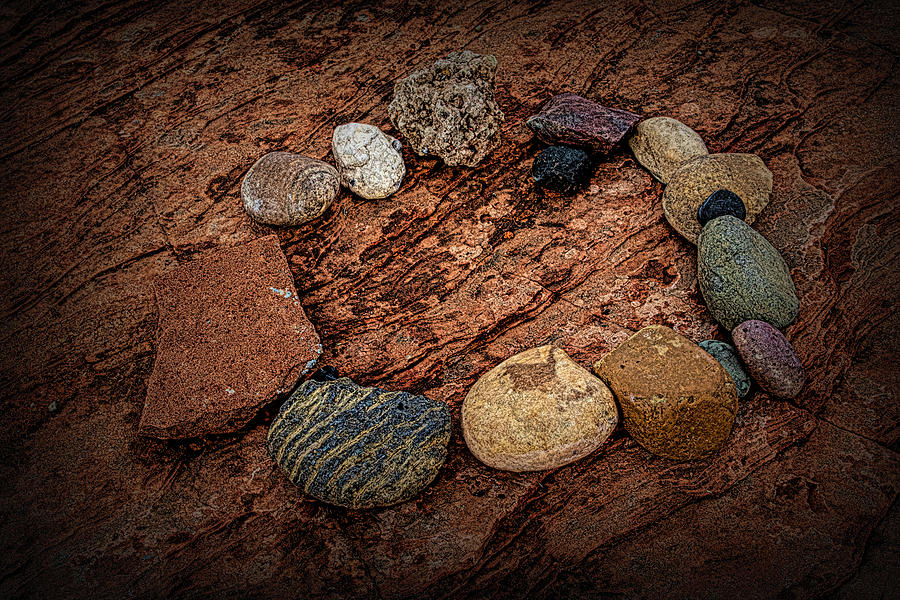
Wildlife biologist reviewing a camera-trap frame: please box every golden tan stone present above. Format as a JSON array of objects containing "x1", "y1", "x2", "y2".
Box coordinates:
[
  {"x1": 628, "y1": 116, "x2": 708, "y2": 183},
  {"x1": 462, "y1": 345, "x2": 618, "y2": 472},
  {"x1": 662, "y1": 153, "x2": 772, "y2": 244},
  {"x1": 593, "y1": 325, "x2": 738, "y2": 461}
]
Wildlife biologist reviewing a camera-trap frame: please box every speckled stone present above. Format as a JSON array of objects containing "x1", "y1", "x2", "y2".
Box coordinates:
[
  {"x1": 697, "y1": 189, "x2": 747, "y2": 225},
  {"x1": 388, "y1": 51, "x2": 504, "y2": 167},
  {"x1": 241, "y1": 152, "x2": 339, "y2": 226},
  {"x1": 663, "y1": 153, "x2": 772, "y2": 244},
  {"x1": 698, "y1": 215, "x2": 799, "y2": 331},
  {"x1": 532, "y1": 146, "x2": 592, "y2": 193},
  {"x1": 699, "y1": 340, "x2": 752, "y2": 398},
  {"x1": 627, "y1": 116, "x2": 708, "y2": 183},
  {"x1": 732, "y1": 320, "x2": 806, "y2": 398},
  {"x1": 462, "y1": 345, "x2": 618, "y2": 472},
  {"x1": 526, "y1": 93, "x2": 641, "y2": 154},
  {"x1": 332, "y1": 123, "x2": 405, "y2": 199},
  {"x1": 593, "y1": 325, "x2": 738, "y2": 461},
  {"x1": 267, "y1": 377, "x2": 451, "y2": 509}
]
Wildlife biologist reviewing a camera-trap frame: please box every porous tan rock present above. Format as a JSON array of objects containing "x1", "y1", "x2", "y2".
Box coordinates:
[
  {"x1": 241, "y1": 152, "x2": 339, "y2": 226},
  {"x1": 662, "y1": 153, "x2": 773, "y2": 244},
  {"x1": 462, "y1": 345, "x2": 618, "y2": 472},
  {"x1": 628, "y1": 116, "x2": 708, "y2": 183},
  {"x1": 593, "y1": 325, "x2": 738, "y2": 461}
]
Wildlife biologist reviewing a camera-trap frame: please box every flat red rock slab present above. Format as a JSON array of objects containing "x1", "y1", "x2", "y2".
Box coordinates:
[
  {"x1": 526, "y1": 92, "x2": 641, "y2": 154},
  {"x1": 140, "y1": 235, "x2": 321, "y2": 439}
]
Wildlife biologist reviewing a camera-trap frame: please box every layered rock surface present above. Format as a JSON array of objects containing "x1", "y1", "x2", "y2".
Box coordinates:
[{"x1": 1, "y1": 2, "x2": 896, "y2": 599}]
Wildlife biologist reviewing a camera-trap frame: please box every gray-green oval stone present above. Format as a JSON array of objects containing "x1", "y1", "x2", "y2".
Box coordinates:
[
  {"x1": 699, "y1": 339, "x2": 752, "y2": 398},
  {"x1": 267, "y1": 377, "x2": 451, "y2": 509},
  {"x1": 698, "y1": 216, "x2": 799, "y2": 330}
]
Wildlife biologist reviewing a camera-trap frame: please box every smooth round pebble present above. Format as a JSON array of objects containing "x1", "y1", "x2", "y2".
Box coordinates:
[
  {"x1": 532, "y1": 146, "x2": 591, "y2": 193},
  {"x1": 241, "y1": 152, "x2": 339, "y2": 226},
  {"x1": 697, "y1": 189, "x2": 747, "y2": 225},
  {"x1": 732, "y1": 320, "x2": 806, "y2": 398},
  {"x1": 332, "y1": 123, "x2": 405, "y2": 199},
  {"x1": 663, "y1": 153, "x2": 772, "y2": 244},
  {"x1": 627, "y1": 116, "x2": 708, "y2": 183},
  {"x1": 462, "y1": 345, "x2": 618, "y2": 472},
  {"x1": 268, "y1": 377, "x2": 450, "y2": 508},
  {"x1": 699, "y1": 339, "x2": 752, "y2": 398},
  {"x1": 593, "y1": 325, "x2": 737, "y2": 461},
  {"x1": 698, "y1": 215, "x2": 799, "y2": 330}
]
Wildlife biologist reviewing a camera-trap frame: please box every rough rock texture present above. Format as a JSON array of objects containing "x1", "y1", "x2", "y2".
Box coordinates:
[
  {"x1": 332, "y1": 123, "x2": 405, "y2": 199},
  {"x1": 628, "y1": 116, "x2": 708, "y2": 183},
  {"x1": 461, "y1": 345, "x2": 617, "y2": 472},
  {"x1": 698, "y1": 215, "x2": 800, "y2": 330},
  {"x1": 594, "y1": 325, "x2": 738, "y2": 461},
  {"x1": 140, "y1": 236, "x2": 321, "y2": 438},
  {"x1": 698, "y1": 189, "x2": 747, "y2": 225},
  {"x1": 531, "y1": 145, "x2": 591, "y2": 193},
  {"x1": 388, "y1": 50, "x2": 503, "y2": 167},
  {"x1": 699, "y1": 339, "x2": 752, "y2": 398},
  {"x1": 526, "y1": 92, "x2": 641, "y2": 154},
  {"x1": 241, "y1": 152, "x2": 339, "y2": 225},
  {"x1": 267, "y1": 377, "x2": 451, "y2": 508},
  {"x1": 733, "y1": 320, "x2": 806, "y2": 399},
  {"x1": 1, "y1": 2, "x2": 897, "y2": 599},
  {"x1": 663, "y1": 153, "x2": 773, "y2": 243}
]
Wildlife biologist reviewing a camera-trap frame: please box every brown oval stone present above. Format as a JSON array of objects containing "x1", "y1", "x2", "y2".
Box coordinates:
[
  {"x1": 593, "y1": 325, "x2": 738, "y2": 461},
  {"x1": 241, "y1": 152, "x2": 339, "y2": 226},
  {"x1": 662, "y1": 153, "x2": 773, "y2": 244},
  {"x1": 462, "y1": 345, "x2": 618, "y2": 472},
  {"x1": 627, "y1": 116, "x2": 708, "y2": 183}
]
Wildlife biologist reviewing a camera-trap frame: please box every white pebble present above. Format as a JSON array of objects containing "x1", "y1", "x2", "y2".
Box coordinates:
[{"x1": 332, "y1": 123, "x2": 405, "y2": 199}]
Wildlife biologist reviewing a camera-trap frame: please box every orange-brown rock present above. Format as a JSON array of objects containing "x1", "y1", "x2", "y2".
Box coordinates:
[
  {"x1": 140, "y1": 236, "x2": 322, "y2": 439},
  {"x1": 593, "y1": 326, "x2": 738, "y2": 460},
  {"x1": 462, "y1": 345, "x2": 617, "y2": 471}
]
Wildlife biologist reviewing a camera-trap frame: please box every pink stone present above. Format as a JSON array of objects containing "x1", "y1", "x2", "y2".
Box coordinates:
[
  {"x1": 732, "y1": 320, "x2": 805, "y2": 399},
  {"x1": 526, "y1": 93, "x2": 642, "y2": 154},
  {"x1": 140, "y1": 236, "x2": 321, "y2": 439}
]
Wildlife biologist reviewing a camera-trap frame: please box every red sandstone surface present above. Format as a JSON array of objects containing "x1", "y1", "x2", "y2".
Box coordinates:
[
  {"x1": 140, "y1": 235, "x2": 321, "y2": 439},
  {"x1": 0, "y1": 1, "x2": 897, "y2": 598}
]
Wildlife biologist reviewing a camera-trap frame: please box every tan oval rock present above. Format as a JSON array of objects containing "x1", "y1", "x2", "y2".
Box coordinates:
[
  {"x1": 628, "y1": 117, "x2": 708, "y2": 183},
  {"x1": 462, "y1": 345, "x2": 618, "y2": 472},
  {"x1": 241, "y1": 152, "x2": 339, "y2": 226},
  {"x1": 662, "y1": 153, "x2": 773, "y2": 244},
  {"x1": 593, "y1": 325, "x2": 738, "y2": 461}
]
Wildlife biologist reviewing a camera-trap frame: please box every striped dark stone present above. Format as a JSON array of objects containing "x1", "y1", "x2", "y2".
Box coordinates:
[{"x1": 267, "y1": 377, "x2": 451, "y2": 509}]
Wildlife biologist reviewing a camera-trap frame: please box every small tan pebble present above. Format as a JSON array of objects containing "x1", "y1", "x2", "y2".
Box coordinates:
[
  {"x1": 462, "y1": 345, "x2": 618, "y2": 472},
  {"x1": 662, "y1": 153, "x2": 772, "y2": 244},
  {"x1": 628, "y1": 116, "x2": 708, "y2": 183},
  {"x1": 593, "y1": 325, "x2": 738, "y2": 461},
  {"x1": 241, "y1": 151, "x2": 339, "y2": 226},
  {"x1": 332, "y1": 123, "x2": 405, "y2": 199}
]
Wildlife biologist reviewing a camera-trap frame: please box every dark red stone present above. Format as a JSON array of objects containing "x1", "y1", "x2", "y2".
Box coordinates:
[
  {"x1": 140, "y1": 236, "x2": 322, "y2": 438},
  {"x1": 526, "y1": 92, "x2": 642, "y2": 154}
]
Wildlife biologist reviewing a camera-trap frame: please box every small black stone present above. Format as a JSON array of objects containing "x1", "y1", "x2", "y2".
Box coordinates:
[
  {"x1": 310, "y1": 365, "x2": 339, "y2": 382},
  {"x1": 697, "y1": 189, "x2": 747, "y2": 226},
  {"x1": 532, "y1": 146, "x2": 591, "y2": 193}
]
